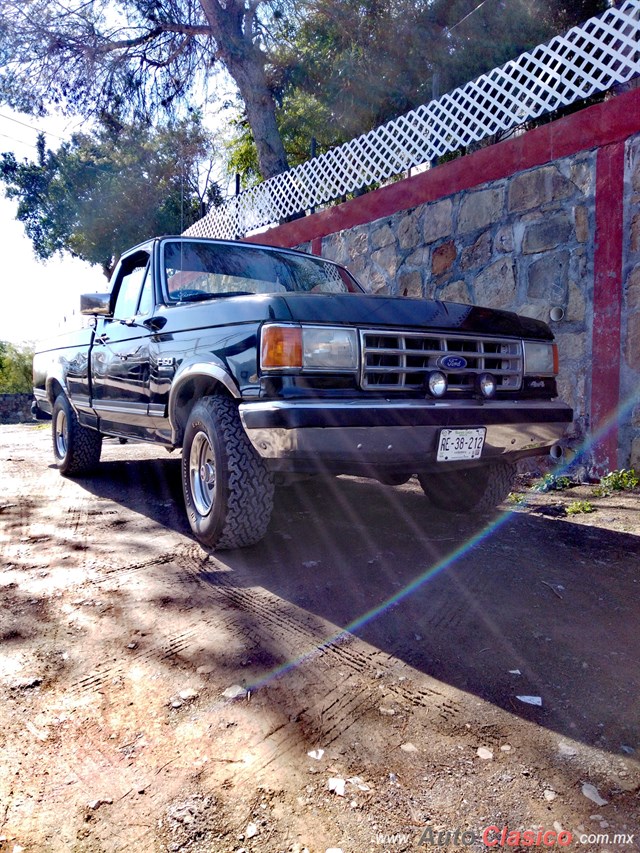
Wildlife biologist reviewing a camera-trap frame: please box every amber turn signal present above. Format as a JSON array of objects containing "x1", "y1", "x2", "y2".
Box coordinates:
[{"x1": 261, "y1": 325, "x2": 303, "y2": 369}]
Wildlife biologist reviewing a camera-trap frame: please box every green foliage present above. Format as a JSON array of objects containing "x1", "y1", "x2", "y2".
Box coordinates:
[
  {"x1": 0, "y1": 342, "x2": 34, "y2": 393},
  {"x1": 599, "y1": 468, "x2": 640, "y2": 492},
  {"x1": 0, "y1": 0, "x2": 609, "y2": 185},
  {"x1": 228, "y1": 0, "x2": 608, "y2": 176},
  {"x1": 535, "y1": 473, "x2": 572, "y2": 492},
  {"x1": 226, "y1": 87, "x2": 337, "y2": 184},
  {"x1": 0, "y1": 0, "x2": 293, "y2": 180},
  {"x1": 506, "y1": 492, "x2": 527, "y2": 505},
  {"x1": 225, "y1": 120, "x2": 264, "y2": 189},
  {"x1": 0, "y1": 0, "x2": 610, "y2": 187},
  {"x1": 275, "y1": 0, "x2": 435, "y2": 141},
  {"x1": 0, "y1": 116, "x2": 221, "y2": 277},
  {"x1": 426, "y1": 0, "x2": 606, "y2": 96},
  {"x1": 566, "y1": 499, "x2": 595, "y2": 515}
]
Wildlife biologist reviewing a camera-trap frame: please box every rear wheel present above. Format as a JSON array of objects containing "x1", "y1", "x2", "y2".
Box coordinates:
[
  {"x1": 52, "y1": 393, "x2": 102, "y2": 475},
  {"x1": 418, "y1": 462, "x2": 516, "y2": 513},
  {"x1": 181, "y1": 395, "x2": 274, "y2": 549}
]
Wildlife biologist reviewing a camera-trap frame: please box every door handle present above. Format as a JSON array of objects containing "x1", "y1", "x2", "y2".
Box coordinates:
[
  {"x1": 96, "y1": 332, "x2": 139, "y2": 350},
  {"x1": 94, "y1": 333, "x2": 130, "y2": 360}
]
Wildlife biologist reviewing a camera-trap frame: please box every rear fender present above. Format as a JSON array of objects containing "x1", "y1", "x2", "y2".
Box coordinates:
[{"x1": 46, "y1": 370, "x2": 68, "y2": 405}]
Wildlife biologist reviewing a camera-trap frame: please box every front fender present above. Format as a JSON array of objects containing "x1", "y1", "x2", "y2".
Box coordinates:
[{"x1": 168, "y1": 360, "x2": 240, "y2": 443}]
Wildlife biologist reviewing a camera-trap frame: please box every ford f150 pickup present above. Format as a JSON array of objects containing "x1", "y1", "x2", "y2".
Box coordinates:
[{"x1": 33, "y1": 236, "x2": 573, "y2": 549}]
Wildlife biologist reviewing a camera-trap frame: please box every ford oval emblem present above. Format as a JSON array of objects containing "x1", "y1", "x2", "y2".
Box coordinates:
[{"x1": 437, "y1": 354, "x2": 467, "y2": 370}]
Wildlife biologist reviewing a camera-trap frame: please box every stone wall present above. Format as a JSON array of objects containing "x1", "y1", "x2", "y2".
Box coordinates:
[
  {"x1": 623, "y1": 135, "x2": 640, "y2": 469},
  {"x1": 0, "y1": 394, "x2": 34, "y2": 424},
  {"x1": 319, "y1": 155, "x2": 595, "y2": 447}
]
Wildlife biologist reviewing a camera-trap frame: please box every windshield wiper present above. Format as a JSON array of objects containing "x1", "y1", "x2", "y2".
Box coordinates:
[
  {"x1": 177, "y1": 290, "x2": 254, "y2": 303},
  {"x1": 176, "y1": 291, "x2": 217, "y2": 303}
]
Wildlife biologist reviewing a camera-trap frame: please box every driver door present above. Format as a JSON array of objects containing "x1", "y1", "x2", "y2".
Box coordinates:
[{"x1": 91, "y1": 251, "x2": 154, "y2": 439}]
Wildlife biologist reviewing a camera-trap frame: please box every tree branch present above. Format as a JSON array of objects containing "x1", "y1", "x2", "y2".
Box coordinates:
[
  {"x1": 98, "y1": 21, "x2": 212, "y2": 53},
  {"x1": 244, "y1": 0, "x2": 263, "y2": 40}
]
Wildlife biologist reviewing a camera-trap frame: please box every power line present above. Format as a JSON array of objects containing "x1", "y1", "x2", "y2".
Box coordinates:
[
  {"x1": 448, "y1": 0, "x2": 493, "y2": 33},
  {"x1": 0, "y1": 111, "x2": 67, "y2": 141},
  {"x1": 0, "y1": 131, "x2": 38, "y2": 150},
  {"x1": 49, "y1": 0, "x2": 96, "y2": 22}
]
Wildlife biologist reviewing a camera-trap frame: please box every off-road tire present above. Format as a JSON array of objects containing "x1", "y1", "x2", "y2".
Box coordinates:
[
  {"x1": 418, "y1": 462, "x2": 516, "y2": 513},
  {"x1": 182, "y1": 395, "x2": 275, "y2": 550},
  {"x1": 52, "y1": 393, "x2": 102, "y2": 476}
]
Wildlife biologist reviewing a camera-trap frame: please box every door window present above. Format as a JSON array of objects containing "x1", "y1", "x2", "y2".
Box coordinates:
[
  {"x1": 136, "y1": 268, "x2": 153, "y2": 317},
  {"x1": 113, "y1": 256, "x2": 151, "y2": 320}
]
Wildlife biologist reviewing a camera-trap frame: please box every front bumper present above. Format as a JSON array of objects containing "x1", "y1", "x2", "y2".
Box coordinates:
[{"x1": 239, "y1": 398, "x2": 573, "y2": 474}]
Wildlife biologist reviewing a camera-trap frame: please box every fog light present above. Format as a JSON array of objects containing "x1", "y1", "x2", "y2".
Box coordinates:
[
  {"x1": 477, "y1": 372, "x2": 497, "y2": 398},
  {"x1": 427, "y1": 371, "x2": 447, "y2": 397}
]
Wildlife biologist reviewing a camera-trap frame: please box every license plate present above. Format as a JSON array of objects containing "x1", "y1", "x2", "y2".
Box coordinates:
[{"x1": 437, "y1": 428, "x2": 486, "y2": 461}]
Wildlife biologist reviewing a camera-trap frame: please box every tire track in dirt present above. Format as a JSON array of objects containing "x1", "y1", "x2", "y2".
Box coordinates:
[
  {"x1": 172, "y1": 547, "x2": 466, "y2": 782},
  {"x1": 69, "y1": 623, "x2": 202, "y2": 695},
  {"x1": 68, "y1": 541, "x2": 465, "y2": 786},
  {"x1": 66, "y1": 539, "x2": 461, "y2": 738}
]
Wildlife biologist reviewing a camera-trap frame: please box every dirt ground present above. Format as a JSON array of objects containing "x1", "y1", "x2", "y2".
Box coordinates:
[{"x1": 0, "y1": 422, "x2": 639, "y2": 853}]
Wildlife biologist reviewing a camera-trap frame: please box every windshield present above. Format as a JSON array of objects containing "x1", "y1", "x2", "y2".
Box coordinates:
[{"x1": 163, "y1": 240, "x2": 361, "y2": 302}]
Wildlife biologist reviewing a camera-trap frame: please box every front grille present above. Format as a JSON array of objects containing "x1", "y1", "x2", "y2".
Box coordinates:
[{"x1": 360, "y1": 329, "x2": 523, "y2": 392}]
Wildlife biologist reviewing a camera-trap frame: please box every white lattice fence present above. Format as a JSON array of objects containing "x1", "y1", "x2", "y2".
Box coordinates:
[{"x1": 186, "y1": 0, "x2": 640, "y2": 241}]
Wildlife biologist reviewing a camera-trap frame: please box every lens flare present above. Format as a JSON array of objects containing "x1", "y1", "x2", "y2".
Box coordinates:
[{"x1": 241, "y1": 386, "x2": 639, "y2": 695}]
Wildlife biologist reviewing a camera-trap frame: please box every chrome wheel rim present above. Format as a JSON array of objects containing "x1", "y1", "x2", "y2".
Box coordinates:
[
  {"x1": 55, "y1": 409, "x2": 68, "y2": 459},
  {"x1": 189, "y1": 431, "x2": 216, "y2": 516}
]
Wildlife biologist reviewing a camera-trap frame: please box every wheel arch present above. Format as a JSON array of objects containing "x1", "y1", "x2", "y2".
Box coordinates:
[
  {"x1": 47, "y1": 377, "x2": 66, "y2": 406},
  {"x1": 169, "y1": 363, "x2": 240, "y2": 446}
]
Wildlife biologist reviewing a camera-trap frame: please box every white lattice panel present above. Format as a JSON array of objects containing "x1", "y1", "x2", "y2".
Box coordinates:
[{"x1": 186, "y1": 0, "x2": 640, "y2": 241}]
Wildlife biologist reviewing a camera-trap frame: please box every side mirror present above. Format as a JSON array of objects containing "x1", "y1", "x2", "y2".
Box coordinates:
[
  {"x1": 143, "y1": 316, "x2": 167, "y2": 332},
  {"x1": 80, "y1": 292, "x2": 112, "y2": 316}
]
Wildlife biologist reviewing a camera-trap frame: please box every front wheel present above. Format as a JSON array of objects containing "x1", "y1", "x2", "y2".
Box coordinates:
[
  {"x1": 52, "y1": 393, "x2": 102, "y2": 475},
  {"x1": 181, "y1": 395, "x2": 274, "y2": 550},
  {"x1": 418, "y1": 462, "x2": 516, "y2": 513}
]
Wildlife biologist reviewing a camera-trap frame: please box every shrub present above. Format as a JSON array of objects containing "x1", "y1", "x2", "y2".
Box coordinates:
[
  {"x1": 566, "y1": 500, "x2": 595, "y2": 515},
  {"x1": 600, "y1": 469, "x2": 639, "y2": 492}
]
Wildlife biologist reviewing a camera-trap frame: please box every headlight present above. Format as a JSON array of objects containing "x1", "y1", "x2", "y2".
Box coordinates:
[
  {"x1": 302, "y1": 327, "x2": 358, "y2": 370},
  {"x1": 261, "y1": 324, "x2": 358, "y2": 371},
  {"x1": 523, "y1": 341, "x2": 558, "y2": 376}
]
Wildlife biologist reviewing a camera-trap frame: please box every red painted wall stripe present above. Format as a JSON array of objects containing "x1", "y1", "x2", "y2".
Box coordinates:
[
  {"x1": 247, "y1": 87, "x2": 640, "y2": 249},
  {"x1": 591, "y1": 142, "x2": 626, "y2": 474}
]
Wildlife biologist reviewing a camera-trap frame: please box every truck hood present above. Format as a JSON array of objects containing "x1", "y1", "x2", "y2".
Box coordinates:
[{"x1": 275, "y1": 293, "x2": 553, "y2": 340}]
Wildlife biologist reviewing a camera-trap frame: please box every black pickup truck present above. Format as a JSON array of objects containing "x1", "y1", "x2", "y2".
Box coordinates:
[{"x1": 33, "y1": 236, "x2": 572, "y2": 549}]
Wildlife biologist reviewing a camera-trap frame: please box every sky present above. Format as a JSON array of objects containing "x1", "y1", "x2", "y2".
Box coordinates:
[
  {"x1": 0, "y1": 93, "x2": 236, "y2": 348},
  {"x1": 0, "y1": 110, "x2": 117, "y2": 347}
]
